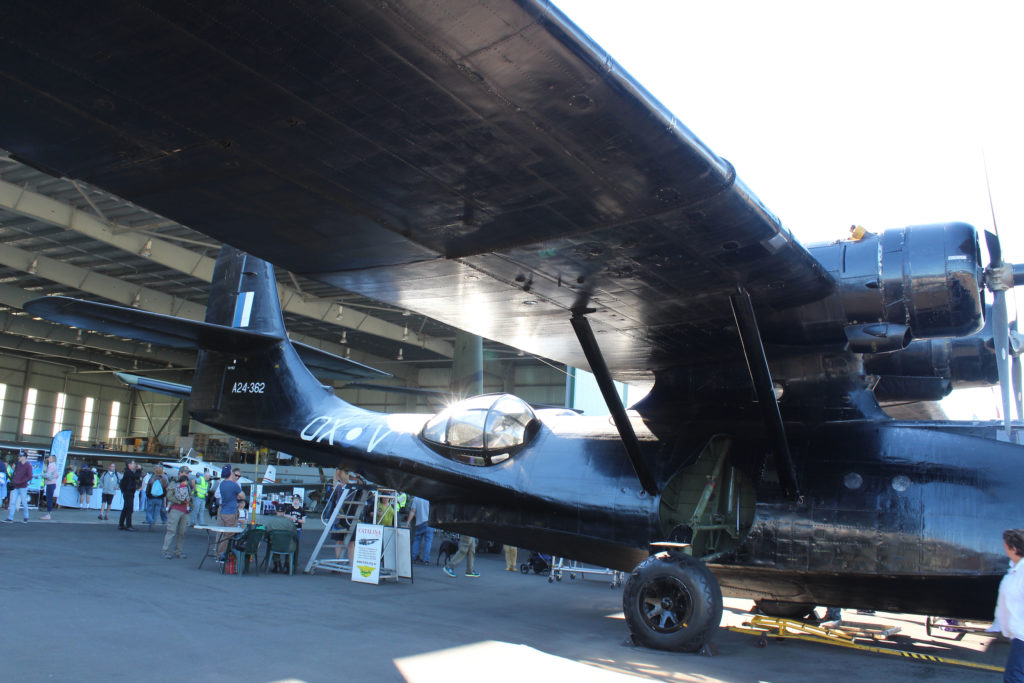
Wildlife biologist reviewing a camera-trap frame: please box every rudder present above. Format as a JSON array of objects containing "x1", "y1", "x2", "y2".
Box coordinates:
[{"x1": 204, "y1": 246, "x2": 287, "y2": 338}]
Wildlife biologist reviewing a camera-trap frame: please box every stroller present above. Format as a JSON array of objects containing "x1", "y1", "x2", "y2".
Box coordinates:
[{"x1": 519, "y1": 551, "x2": 552, "y2": 576}]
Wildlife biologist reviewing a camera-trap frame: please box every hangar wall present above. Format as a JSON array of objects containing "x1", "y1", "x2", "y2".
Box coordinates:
[{"x1": 0, "y1": 355, "x2": 132, "y2": 445}]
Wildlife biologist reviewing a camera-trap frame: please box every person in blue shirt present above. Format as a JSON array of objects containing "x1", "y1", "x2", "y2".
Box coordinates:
[{"x1": 216, "y1": 468, "x2": 246, "y2": 558}]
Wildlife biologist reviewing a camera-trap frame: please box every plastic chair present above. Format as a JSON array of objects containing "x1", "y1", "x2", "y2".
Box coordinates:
[
  {"x1": 265, "y1": 529, "x2": 299, "y2": 575},
  {"x1": 223, "y1": 527, "x2": 266, "y2": 576}
]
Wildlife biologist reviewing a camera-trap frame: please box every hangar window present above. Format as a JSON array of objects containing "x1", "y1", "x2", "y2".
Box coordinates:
[{"x1": 421, "y1": 394, "x2": 538, "y2": 465}]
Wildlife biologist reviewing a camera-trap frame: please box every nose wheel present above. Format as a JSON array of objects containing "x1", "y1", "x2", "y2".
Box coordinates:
[{"x1": 623, "y1": 552, "x2": 722, "y2": 651}]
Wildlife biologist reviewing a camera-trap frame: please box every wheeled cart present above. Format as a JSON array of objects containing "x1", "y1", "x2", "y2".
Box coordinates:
[{"x1": 549, "y1": 556, "x2": 622, "y2": 587}]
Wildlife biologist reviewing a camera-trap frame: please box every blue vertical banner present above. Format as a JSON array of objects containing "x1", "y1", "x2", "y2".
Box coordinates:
[{"x1": 51, "y1": 429, "x2": 72, "y2": 500}]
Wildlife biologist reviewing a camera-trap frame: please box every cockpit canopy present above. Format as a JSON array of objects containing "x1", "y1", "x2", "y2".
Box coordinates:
[{"x1": 420, "y1": 393, "x2": 538, "y2": 466}]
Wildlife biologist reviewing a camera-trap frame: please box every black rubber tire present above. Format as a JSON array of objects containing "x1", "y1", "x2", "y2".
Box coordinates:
[
  {"x1": 622, "y1": 553, "x2": 723, "y2": 652},
  {"x1": 754, "y1": 600, "x2": 816, "y2": 620},
  {"x1": 519, "y1": 563, "x2": 529, "y2": 575}
]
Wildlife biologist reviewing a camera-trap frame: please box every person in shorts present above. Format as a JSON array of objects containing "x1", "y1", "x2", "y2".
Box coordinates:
[
  {"x1": 77, "y1": 464, "x2": 95, "y2": 508},
  {"x1": 98, "y1": 462, "x2": 120, "y2": 520}
]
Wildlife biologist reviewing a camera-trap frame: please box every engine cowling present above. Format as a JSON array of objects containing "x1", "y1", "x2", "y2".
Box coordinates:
[
  {"x1": 799, "y1": 222, "x2": 984, "y2": 348},
  {"x1": 864, "y1": 316, "x2": 999, "y2": 403}
]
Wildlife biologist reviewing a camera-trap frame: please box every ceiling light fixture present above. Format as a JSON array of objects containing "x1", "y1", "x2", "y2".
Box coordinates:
[
  {"x1": 26, "y1": 258, "x2": 38, "y2": 275},
  {"x1": 138, "y1": 239, "x2": 153, "y2": 258},
  {"x1": 336, "y1": 304, "x2": 344, "y2": 320},
  {"x1": 396, "y1": 348, "x2": 404, "y2": 361},
  {"x1": 340, "y1": 330, "x2": 347, "y2": 344}
]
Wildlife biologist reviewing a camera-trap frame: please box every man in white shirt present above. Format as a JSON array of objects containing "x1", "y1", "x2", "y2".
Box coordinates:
[{"x1": 997, "y1": 528, "x2": 1024, "y2": 682}]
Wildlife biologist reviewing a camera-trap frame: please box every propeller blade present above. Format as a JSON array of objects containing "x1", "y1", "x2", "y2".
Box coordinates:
[
  {"x1": 1014, "y1": 353, "x2": 1023, "y2": 422},
  {"x1": 985, "y1": 230, "x2": 1002, "y2": 267},
  {"x1": 992, "y1": 290, "x2": 1012, "y2": 435}
]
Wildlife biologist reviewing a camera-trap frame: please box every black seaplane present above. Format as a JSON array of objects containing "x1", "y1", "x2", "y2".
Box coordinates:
[{"x1": 3, "y1": 0, "x2": 1024, "y2": 652}]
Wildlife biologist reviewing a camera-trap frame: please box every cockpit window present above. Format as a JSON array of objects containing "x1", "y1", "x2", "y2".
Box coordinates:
[{"x1": 421, "y1": 394, "x2": 538, "y2": 465}]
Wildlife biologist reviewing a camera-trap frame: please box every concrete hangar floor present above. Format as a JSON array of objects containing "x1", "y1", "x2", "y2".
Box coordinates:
[{"x1": 2, "y1": 514, "x2": 1005, "y2": 682}]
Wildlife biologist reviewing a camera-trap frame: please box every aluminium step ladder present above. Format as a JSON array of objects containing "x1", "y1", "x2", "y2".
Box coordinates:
[{"x1": 303, "y1": 484, "x2": 373, "y2": 575}]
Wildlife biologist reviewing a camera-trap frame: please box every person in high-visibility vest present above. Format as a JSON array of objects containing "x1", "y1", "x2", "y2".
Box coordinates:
[
  {"x1": 63, "y1": 468, "x2": 77, "y2": 487},
  {"x1": 190, "y1": 470, "x2": 209, "y2": 526}
]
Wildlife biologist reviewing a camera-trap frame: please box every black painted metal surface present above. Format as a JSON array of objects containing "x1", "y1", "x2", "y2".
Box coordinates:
[
  {"x1": 28, "y1": 246, "x2": 1021, "y2": 620},
  {"x1": 6, "y1": 0, "x2": 1022, "y2": 622},
  {"x1": 0, "y1": 0, "x2": 836, "y2": 380}
]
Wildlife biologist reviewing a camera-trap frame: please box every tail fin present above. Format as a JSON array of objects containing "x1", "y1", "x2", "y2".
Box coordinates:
[
  {"x1": 204, "y1": 247, "x2": 287, "y2": 338},
  {"x1": 23, "y1": 246, "x2": 386, "y2": 379}
]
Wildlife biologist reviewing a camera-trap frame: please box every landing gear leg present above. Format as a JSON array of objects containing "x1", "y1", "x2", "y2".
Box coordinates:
[{"x1": 622, "y1": 551, "x2": 723, "y2": 652}]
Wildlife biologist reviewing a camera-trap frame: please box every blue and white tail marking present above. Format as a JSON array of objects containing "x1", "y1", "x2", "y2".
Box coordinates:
[{"x1": 233, "y1": 291, "x2": 255, "y2": 328}]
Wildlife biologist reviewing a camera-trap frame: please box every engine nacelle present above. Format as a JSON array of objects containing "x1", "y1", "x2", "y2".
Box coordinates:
[
  {"x1": 864, "y1": 320, "x2": 999, "y2": 404},
  {"x1": 805, "y1": 222, "x2": 984, "y2": 343}
]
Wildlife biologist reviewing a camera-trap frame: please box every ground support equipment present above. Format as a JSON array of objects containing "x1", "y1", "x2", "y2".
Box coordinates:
[
  {"x1": 303, "y1": 485, "x2": 372, "y2": 575},
  {"x1": 549, "y1": 556, "x2": 622, "y2": 587},
  {"x1": 729, "y1": 614, "x2": 1002, "y2": 673}
]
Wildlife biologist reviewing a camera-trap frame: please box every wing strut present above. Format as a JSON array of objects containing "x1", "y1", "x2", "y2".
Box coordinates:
[
  {"x1": 570, "y1": 311, "x2": 659, "y2": 495},
  {"x1": 729, "y1": 289, "x2": 801, "y2": 501}
]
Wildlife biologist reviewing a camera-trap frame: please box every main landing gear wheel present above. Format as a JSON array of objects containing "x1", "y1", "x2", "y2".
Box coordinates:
[
  {"x1": 753, "y1": 600, "x2": 816, "y2": 620},
  {"x1": 622, "y1": 552, "x2": 723, "y2": 652}
]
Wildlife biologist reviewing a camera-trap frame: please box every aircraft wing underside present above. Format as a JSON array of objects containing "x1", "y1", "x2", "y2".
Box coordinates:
[{"x1": 0, "y1": 0, "x2": 834, "y2": 380}]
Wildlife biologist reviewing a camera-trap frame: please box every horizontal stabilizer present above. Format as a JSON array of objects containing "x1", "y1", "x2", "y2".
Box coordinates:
[
  {"x1": 24, "y1": 296, "x2": 279, "y2": 352},
  {"x1": 291, "y1": 342, "x2": 390, "y2": 381},
  {"x1": 114, "y1": 372, "x2": 192, "y2": 399},
  {"x1": 26, "y1": 296, "x2": 390, "y2": 381}
]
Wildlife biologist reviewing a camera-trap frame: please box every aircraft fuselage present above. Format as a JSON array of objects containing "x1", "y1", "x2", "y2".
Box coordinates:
[{"x1": 193, "y1": 339, "x2": 1015, "y2": 620}]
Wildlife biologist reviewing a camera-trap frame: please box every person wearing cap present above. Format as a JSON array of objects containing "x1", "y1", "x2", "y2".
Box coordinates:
[
  {"x1": 276, "y1": 494, "x2": 306, "y2": 538},
  {"x1": 216, "y1": 468, "x2": 246, "y2": 558},
  {"x1": 4, "y1": 452, "x2": 32, "y2": 523}
]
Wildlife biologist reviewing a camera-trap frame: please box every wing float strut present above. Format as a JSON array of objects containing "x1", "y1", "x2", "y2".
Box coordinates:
[
  {"x1": 730, "y1": 289, "x2": 801, "y2": 501},
  {"x1": 570, "y1": 310, "x2": 659, "y2": 496}
]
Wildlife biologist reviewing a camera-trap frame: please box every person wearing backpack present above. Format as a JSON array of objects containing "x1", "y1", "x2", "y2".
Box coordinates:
[
  {"x1": 144, "y1": 465, "x2": 168, "y2": 531},
  {"x1": 77, "y1": 464, "x2": 95, "y2": 508},
  {"x1": 161, "y1": 473, "x2": 192, "y2": 559}
]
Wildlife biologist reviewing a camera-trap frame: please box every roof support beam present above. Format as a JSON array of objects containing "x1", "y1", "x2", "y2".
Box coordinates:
[{"x1": 0, "y1": 177, "x2": 453, "y2": 357}]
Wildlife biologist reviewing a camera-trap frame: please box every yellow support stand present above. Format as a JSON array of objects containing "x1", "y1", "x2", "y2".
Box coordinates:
[{"x1": 729, "y1": 615, "x2": 1003, "y2": 673}]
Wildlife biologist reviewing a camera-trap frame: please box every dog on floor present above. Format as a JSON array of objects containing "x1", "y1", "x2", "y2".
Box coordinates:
[{"x1": 436, "y1": 539, "x2": 459, "y2": 566}]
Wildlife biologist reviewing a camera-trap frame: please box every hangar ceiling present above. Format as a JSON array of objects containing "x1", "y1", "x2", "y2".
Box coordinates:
[{"x1": 0, "y1": 150, "x2": 539, "y2": 387}]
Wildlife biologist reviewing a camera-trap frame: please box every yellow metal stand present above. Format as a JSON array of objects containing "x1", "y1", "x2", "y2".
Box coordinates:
[{"x1": 729, "y1": 615, "x2": 1003, "y2": 673}]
